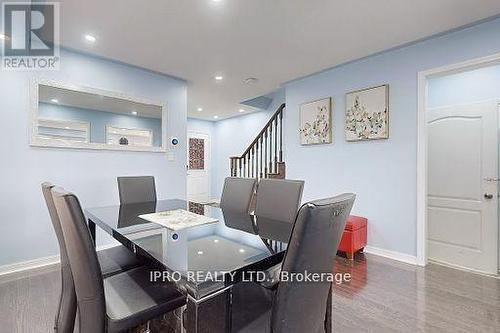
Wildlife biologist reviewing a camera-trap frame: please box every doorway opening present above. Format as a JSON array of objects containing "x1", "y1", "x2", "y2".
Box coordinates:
[
  {"x1": 187, "y1": 131, "x2": 211, "y2": 203},
  {"x1": 417, "y1": 54, "x2": 500, "y2": 275}
]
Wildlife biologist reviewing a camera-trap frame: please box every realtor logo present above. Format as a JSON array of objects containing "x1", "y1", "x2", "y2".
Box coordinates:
[{"x1": 2, "y1": 2, "x2": 60, "y2": 70}]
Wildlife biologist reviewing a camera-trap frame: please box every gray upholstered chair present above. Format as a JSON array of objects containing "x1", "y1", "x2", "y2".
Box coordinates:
[
  {"x1": 232, "y1": 193, "x2": 356, "y2": 333},
  {"x1": 220, "y1": 177, "x2": 258, "y2": 233},
  {"x1": 117, "y1": 176, "x2": 157, "y2": 204},
  {"x1": 254, "y1": 178, "x2": 304, "y2": 227},
  {"x1": 41, "y1": 183, "x2": 77, "y2": 333},
  {"x1": 51, "y1": 186, "x2": 186, "y2": 333},
  {"x1": 254, "y1": 179, "x2": 304, "y2": 287},
  {"x1": 42, "y1": 183, "x2": 142, "y2": 332}
]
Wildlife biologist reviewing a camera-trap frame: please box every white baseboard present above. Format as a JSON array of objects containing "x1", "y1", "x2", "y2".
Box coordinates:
[
  {"x1": 364, "y1": 245, "x2": 417, "y2": 265},
  {"x1": 0, "y1": 243, "x2": 118, "y2": 277}
]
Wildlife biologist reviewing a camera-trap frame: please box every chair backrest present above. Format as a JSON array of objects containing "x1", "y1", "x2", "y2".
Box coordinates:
[
  {"x1": 254, "y1": 179, "x2": 304, "y2": 225},
  {"x1": 271, "y1": 193, "x2": 355, "y2": 333},
  {"x1": 52, "y1": 187, "x2": 106, "y2": 333},
  {"x1": 41, "y1": 182, "x2": 77, "y2": 333},
  {"x1": 117, "y1": 176, "x2": 157, "y2": 204},
  {"x1": 220, "y1": 177, "x2": 257, "y2": 213},
  {"x1": 220, "y1": 177, "x2": 258, "y2": 233}
]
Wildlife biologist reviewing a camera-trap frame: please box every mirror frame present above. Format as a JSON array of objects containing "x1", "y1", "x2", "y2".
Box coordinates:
[{"x1": 30, "y1": 78, "x2": 168, "y2": 153}]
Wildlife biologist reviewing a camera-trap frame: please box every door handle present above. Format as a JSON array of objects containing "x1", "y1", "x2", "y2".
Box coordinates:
[{"x1": 484, "y1": 193, "x2": 494, "y2": 199}]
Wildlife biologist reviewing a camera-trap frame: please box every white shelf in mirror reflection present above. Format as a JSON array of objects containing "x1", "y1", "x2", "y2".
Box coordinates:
[
  {"x1": 30, "y1": 78, "x2": 168, "y2": 153},
  {"x1": 106, "y1": 126, "x2": 153, "y2": 147},
  {"x1": 37, "y1": 118, "x2": 90, "y2": 143}
]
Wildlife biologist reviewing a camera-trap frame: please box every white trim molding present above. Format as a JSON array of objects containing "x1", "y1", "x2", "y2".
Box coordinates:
[
  {"x1": 416, "y1": 51, "x2": 500, "y2": 267},
  {"x1": 364, "y1": 245, "x2": 417, "y2": 265},
  {"x1": 30, "y1": 78, "x2": 168, "y2": 153},
  {"x1": 0, "y1": 243, "x2": 118, "y2": 277}
]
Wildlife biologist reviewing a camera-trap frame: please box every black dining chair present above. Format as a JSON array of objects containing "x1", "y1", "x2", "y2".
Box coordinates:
[
  {"x1": 253, "y1": 178, "x2": 304, "y2": 287},
  {"x1": 254, "y1": 178, "x2": 304, "y2": 227},
  {"x1": 232, "y1": 193, "x2": 356, "y2": 333},
  {"x1": 42, "y1": 183, "x2": 142, "y2": 332},
  {"x1": 51, "y1": 186, "x2": 186, "y2": 333},
  {"x1": 220, "y1": 177, "x2": 258, "y2": 233},
  {"x1": 117, "y1": 176, "x2": 157, "y2": 204}
]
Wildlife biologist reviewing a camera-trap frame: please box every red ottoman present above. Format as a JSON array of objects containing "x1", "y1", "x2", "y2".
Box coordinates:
[{"x1": 338, "y1": 215, "x2": 367, "y2": 260}]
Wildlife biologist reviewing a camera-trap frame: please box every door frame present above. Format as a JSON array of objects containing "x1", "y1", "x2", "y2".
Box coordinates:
[
  {"x1": 416, "y1": 52, "x2": 500, "y2": 267},
  {"x1": 187, "y1": 130, "x2": 212, "y2": 202}
]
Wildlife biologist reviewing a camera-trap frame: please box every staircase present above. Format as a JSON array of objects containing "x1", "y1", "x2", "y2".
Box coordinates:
[{"x1": 230, "y1": 103, "x2": 286, "y2": 179}]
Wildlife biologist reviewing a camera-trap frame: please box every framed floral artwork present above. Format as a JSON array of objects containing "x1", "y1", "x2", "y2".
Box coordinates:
[
  {"x1": 299, "y1": 97, "x2": 332, "y2": 145},
  {"x1": 345, "y1": 85, "x2": 389, "y2": 141}
]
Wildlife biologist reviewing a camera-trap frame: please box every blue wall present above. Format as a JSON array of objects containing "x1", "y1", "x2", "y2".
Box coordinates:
[
  {"x1": 0, "y1": 49, "x2": 187, "y2": 267},
  {"x1": 212, "y1": 89, "x2": 285, "y2": 198},
  {"x1": 282, "y1": 17, "x2": 500, "y2": 257},
  {"x1": 186, "y1": 89, "x2": 285, "y2": 199},
  {"x1": 39, "y1": 103, "x2": 163, "y2": 146},
  {"x1": 427, "y1": 65, "x2": 500, "y2": 108}
]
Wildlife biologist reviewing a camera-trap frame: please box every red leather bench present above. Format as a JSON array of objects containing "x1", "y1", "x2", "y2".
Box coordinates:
[{"x1": 338, "y1": 215, "x2": 367, "y2": 260}]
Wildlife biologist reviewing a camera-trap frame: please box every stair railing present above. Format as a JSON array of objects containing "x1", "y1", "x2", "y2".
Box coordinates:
[{"x1": 230, "y1": 103, "x2": 285, "y2": 179}]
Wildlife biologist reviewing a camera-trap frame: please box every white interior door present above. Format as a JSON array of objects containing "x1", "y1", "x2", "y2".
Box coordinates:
[
  {"x1": 187, "y1": 131, "x2": 211, "y2": 203},
  {"x1": 427, "y1": 100, "x2": 498, "y2": 275}
]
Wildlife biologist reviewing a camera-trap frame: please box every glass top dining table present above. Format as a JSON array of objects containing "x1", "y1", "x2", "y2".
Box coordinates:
[{"x1": 84, "y1": 199, "x2": 292, "y2": 301}]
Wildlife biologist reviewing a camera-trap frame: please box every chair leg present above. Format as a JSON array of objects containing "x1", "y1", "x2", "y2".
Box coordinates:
[{"x1": 324, "y1": 284, "x2": 332, "y2": 333}]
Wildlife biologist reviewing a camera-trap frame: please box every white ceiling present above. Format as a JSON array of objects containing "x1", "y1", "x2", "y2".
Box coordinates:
[{"x1": 56, "y1": 0, "x2": 500, "y2": 120}]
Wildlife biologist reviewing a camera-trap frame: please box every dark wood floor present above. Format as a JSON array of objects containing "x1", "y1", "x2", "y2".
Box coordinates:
[{"x1": 1, "y1": 253, "x2": 499, "y2": 332}]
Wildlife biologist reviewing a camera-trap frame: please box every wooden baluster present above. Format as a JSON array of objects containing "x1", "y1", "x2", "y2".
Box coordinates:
[
  {"x1": 251, "y1": 147, "x2": 254, "y2": 178},
  {"x1": 279, "y1": 110, "x2": 283, "y2": 162},
  {"x1": 264, "y1": 131, "x2": 268, "y2": 177},
  {"x1": 244, "y1": 154, "x2": 246, "y2": 177},
  {"x1": 274, "y1": 117, "x2": 278, "y2": 168},
  {"x1": 260, "y1": 137, "x2": 263, "y2": 178},
  {"x1": 269, "y1": 125, "x2": 273, "y2": 174},
  {"x1": 255, "y1": 143, "x2": 259, "y2": 179}
]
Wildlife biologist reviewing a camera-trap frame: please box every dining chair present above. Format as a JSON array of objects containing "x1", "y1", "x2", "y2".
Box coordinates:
[
  {"x1": 51, "y1": 186, "x2": 186, "y2": 333},
  {"x1": 254, "y1": 178, "x2": 304, "y2": 227},
  {"x1": 253, "y1": 178, "x2": 304, "y2": 287},
  {"x1": 220, "y1": 177, "x2": 258, "y2": 233},
  {"x1": 42, "y1": 183, "x2": 142, "y2": 332},
  {"x1": 117, "y1": 176, "x2": 157, "y2": 204},
  {"x1": 41, "y1": 183, "x2": 77, "y2": 333},
  {"x1": 232, "y1": 193, "x2": 356, "y2": 333}
]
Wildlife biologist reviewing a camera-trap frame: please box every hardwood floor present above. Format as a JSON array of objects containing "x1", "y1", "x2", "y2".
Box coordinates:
[
  {"x1": 0, "y1": 253, "x2": 498, "y2": 332},
  {"x1": 332, "y1": 253, "x2": 500, "y2": 332}
]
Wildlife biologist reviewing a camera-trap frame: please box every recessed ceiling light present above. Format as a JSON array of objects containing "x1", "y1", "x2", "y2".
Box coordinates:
[
  {"x1": 212, "y1": 0, "x2": 223, "y2": 3},
  {"x1": 213, "y1": 239, "x2": 219, "y2": 243},
  {"x1": 51, "y1": 98, "x2": 59, "y2": 103},
  {"x1": 131, "y1": 111, "x2": 138, "y2": 115},
  {"x1": 65, "y1": 127, "x2": 70, "y2": 129},
  {"x1": 239, "y1": 248, "x2": 246, "y2": 253},
  {"x1": 197, "y1": 250, "x2": 204, "y2": 255},
  {"x1": 239, "y1": 109, "x2": 245, "y2": 113},
  {"x1": 213, "y1": 115, "x2": 219, "y2": 119},
  {"x1": 84, "y1": 34, "x2": 96, "y2": 43},
  {"x1": 197, "y1": 107, "x2": 203, "y2": 112},
  {"x1": 214, "y1": 75, "x2": 223, "y2": 81}
]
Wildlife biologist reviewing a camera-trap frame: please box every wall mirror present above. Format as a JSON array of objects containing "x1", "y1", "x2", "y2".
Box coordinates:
[{"x1": 31, "y1": 80, "x2": 166, "y2": 152}]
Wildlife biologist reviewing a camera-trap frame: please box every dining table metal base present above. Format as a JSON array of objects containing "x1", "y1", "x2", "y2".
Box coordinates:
[{"x1": 183, "y1": 286, "x2": 232, "y2": 333}]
